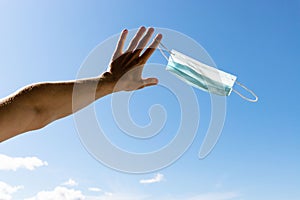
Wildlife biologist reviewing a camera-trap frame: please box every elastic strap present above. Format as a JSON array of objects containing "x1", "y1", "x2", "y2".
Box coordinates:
[
  {"x1": 232, "y1": 81, "x2": 258, "y2": 102},
  {"x1": 157, "y1": 42, "x2": 174, "y2": 61}
]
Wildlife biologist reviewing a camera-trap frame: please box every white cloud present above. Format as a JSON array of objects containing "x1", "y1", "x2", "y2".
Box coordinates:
[
  {"x1": 139, "y1": 173, "x2": 164, "y2": 184},
  {"x1": 23, "y1": 179, "x2": 239, "y2": 200},
  {"x1": 24, "y1": 184, "x2": 240, "y2": 200},
  {"x1": 0, "y1": 154, "x2": 48, "y2": 171},
  {"x1": 62, "y1": 179, "x2": 78, "y2": 187},
  {"x1": 25, "y1": 187, "x2": 146, "y2": 200},
  {"x1": 88, "y1": 187, "x2": 102, "y2": 192},
  {"x1": 0, "y1": 181, "x2": 23, "y2": 200},
  {"x1": 24, "y1": 186, "x2": 84, "y2": 200}
]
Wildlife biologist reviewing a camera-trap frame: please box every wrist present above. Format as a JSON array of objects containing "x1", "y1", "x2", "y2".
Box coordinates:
[{"x1": 97, "y1": 72, "x2": 118, "y2": 96}]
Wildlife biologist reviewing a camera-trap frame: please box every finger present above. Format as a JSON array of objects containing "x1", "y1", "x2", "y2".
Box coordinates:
[
  {"x1": 139, "y1": 77, "x2": 158, "y2": 89},
  {"x1": 140, "y1": 33, "x2": 162, "y2": 61},
  {"x1": 134, "y1": 27, "x2": 154, "y2": 54},
  {"x1": 113, "y1": 29, "x2": 128, "y2": 60},
  {"x1": 126, "y1": 26, "x2": 146, "y2": 52}
]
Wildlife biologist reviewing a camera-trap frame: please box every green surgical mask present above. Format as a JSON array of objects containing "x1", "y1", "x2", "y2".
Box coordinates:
[{"x1": 158, "y1": 43, "x2": 258, "y2": 102}]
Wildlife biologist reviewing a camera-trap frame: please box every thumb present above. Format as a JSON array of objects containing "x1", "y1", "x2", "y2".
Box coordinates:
[{"x1": 138, "y1": 78, "x2": 158, "y2": 89}]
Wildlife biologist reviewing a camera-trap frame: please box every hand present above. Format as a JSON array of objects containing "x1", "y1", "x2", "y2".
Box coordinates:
[{"x1": 103, "y1": 27, "x2": 162, "y2": 92}]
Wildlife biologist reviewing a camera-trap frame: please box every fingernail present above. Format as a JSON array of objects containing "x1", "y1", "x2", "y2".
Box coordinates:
[
  {"x1": 152, "y1": 78, "x2": 158, "y2": 84},
  {"x1": 149, "y1": 27, "x2": 154, "y2": 32},
  {"x1": 156, "y1": 34, "x2": 162, "y2": 39}
]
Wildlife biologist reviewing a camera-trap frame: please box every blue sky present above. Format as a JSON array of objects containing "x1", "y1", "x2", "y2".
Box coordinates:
[{"x1": 0, "y1": 0, "x2": 300, "y2": 199}]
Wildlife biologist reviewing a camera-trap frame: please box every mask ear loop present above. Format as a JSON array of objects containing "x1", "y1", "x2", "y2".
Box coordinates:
[
  {"x1": 157, "y1": 41, "x2": 174, "y2": 61},
  {"x1": 232, "y1": 81, "x2": 258, "y2": 102}
]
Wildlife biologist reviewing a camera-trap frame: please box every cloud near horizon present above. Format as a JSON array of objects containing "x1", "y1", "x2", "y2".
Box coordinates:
[
  {"x1": 139, "y1": 173, "x2": 165, "y2": 184},
  {"x1": 61, "y1": 179, "x2": 79, "y2": 187},
  {"x1": 0, "y1": 154, "x2": 48, "y2": 171},
  {"x1": 88, "y1": 187, "x2": 102, "y2": 192},
  {"x1": 0, "y1": 181, "x2": 24, "y2": 200},
  {"x1": 23, "y1": 184, "x2": 240, "y2": 200},
  {"x1": 24, "y1": 186, "x2": 84, "y2": 200}
]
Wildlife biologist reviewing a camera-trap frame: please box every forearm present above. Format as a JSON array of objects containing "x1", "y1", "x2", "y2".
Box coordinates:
[
  {"x1": 0, "y1": 74, "x2": 115, "y2": 142},
  {"x1": 36, "y1": 75, "x2": 115, "y2": 120}
]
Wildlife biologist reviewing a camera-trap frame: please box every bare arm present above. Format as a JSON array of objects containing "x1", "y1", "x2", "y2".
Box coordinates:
[
  {"x1": 0, "y1": 27, "x2": 162, "y2": 142},
  {"x1": 0, "y1": 77, "x2": 113, "y2": 142}
]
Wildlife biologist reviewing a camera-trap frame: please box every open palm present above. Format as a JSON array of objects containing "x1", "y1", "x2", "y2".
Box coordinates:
[{"x1": 104, "y1": 27, "x2": 162, "y2": 92}]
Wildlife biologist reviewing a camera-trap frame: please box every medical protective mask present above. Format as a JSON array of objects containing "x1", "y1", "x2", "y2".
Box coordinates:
[{"x1": 158, "y1": 43, "x2": 258, "y2": 102}]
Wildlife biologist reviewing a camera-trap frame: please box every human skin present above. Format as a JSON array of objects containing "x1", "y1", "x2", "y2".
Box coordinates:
[{"x1": 0, "y1": 27, "x2": 162, "y2": 142}]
